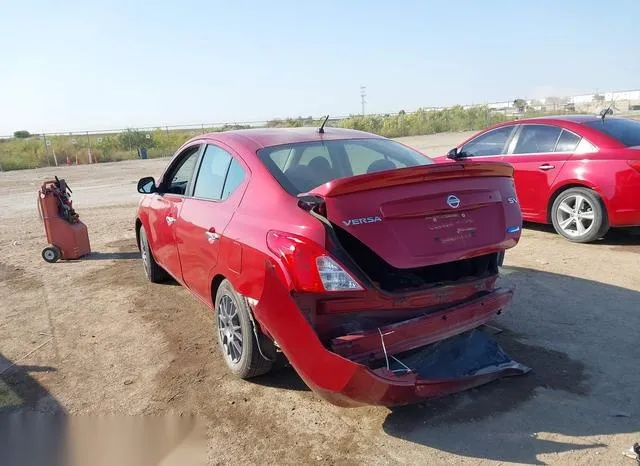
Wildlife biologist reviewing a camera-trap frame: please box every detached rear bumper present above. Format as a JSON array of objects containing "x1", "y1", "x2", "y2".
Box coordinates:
[
  {"x1": 254, "y1": 262, "x2": 528, "y2": 407},
  {"x1": 331, "y1": 288, "x2": 513, "y2": 363}
]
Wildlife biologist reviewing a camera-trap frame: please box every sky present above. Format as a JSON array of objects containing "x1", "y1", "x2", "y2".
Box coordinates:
[{"x1": 1, "y1": 0, "x2": 639, "y2": 135}]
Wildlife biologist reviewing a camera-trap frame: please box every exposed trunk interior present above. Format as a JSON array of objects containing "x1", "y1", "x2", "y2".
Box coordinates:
[{"x1": 332, "y1": 224, "x2": 499, "y2": 293}]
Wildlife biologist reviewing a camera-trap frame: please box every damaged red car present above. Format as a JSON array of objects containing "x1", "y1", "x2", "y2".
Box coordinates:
[{"x1": 135, "y1": 125, "x2": 528, "y2": 407}]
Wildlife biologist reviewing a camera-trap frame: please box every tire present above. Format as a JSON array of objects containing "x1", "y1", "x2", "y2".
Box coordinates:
[
  {"x1": 42, "y1": 246, "x2": 61, "y2": 263},
  {"x1": 551, "y1": 187, "x2": 609, "y2": 243},
  {"x1": 214, "y1": 279, "x2": 274, "y2": 379},
  {"x1": 139, "y1": 226, "x2": 168, "y2": 283}
]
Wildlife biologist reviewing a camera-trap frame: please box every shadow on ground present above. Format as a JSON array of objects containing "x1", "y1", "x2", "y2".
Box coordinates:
[
  {"x1": 524, "y1": 221, "x2": 640, "y2": 247},
  {"x1": 249, "y1": 357, "x2": 310, "y2": 392},
  {"x1": 381, "y1": 266, "x2": 640, "y2": 464},
  {"x1": 0, "y1": 353, "x2": 66, "y2": 466},
  {"x1": 84, "y1": 251, "x2": 141, "y2": 260},
  {"x1": 0, "y1": 353, "x2": 60, "y2": 413}
]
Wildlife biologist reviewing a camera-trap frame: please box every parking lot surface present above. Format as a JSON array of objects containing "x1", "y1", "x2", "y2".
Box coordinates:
[{"x1": 1, "y1": 132, "x2": 638, "y2": 465}]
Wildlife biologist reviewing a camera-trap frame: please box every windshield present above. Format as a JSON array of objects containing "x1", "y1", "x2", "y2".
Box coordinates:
[
  {"x1": 584, "y1": 118, "x2": 640, "y2": 147},
  {"x1": 258, "y1": 138, "x2": 433, "y2": 195}
]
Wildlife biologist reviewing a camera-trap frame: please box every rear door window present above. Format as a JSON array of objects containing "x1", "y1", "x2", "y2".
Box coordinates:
[
  {"x1": 193, "y1": 144, "x2": 232, "y2": 200},
  {"x1": 513, "y1": 125, "x2": 562, "y2": 154}
]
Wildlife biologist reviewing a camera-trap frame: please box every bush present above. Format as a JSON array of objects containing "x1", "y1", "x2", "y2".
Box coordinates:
[
  {"x1": 0, "y1": 105, "x2": 568, "y2": 171},
  {"x1": 340, "y1": 106, "x2": 507, "y2": 138}
]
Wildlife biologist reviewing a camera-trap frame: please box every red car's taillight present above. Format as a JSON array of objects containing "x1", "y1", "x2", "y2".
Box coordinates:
[
  {"x1": 266, "y1": 230, "x2": 363, "y2": 293},
  {"x1": 627, "y1": 160, "x2": 640, "y2": 173}
]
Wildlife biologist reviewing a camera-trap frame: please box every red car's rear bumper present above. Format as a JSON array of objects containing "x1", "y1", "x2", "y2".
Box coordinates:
[
  {"x1": 253, "y1": 263, "x2": 528, "y2": 407},
  {"x1": 331, "y1": 288, "x2": 513, "y2": 362}
]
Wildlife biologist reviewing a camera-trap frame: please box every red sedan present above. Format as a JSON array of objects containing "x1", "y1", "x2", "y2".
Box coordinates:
[
  {"x1": 135, "y1": 126, "x2": 526, "y2": 407},
  {"x1": 442, "y1": 115, "x2": 640, "y2": 242}
]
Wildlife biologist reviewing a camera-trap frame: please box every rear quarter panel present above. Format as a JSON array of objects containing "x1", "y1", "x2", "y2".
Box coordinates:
[
  {"x1": 552, "y1": 151, "x2": 640, "y2": 226},
  {"x1": 215, "y1": 143, "x2": 327, "y2": 303}
]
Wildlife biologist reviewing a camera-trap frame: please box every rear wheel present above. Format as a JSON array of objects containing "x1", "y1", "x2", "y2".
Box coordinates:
[
  {"x1": 551, "y1": 187, "x2": 609, "y2": 243},
  {"x1": 215, "y1": 279, "x2": 274, "y2": 379},
  {"x1": 139, "y1": 226, "x2": 168, "y2": 283}
]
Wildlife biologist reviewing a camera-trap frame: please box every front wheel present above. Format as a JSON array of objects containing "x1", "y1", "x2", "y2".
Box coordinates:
[
  {"x1": 139, "y1": 226, "x2": 168, "y2": 283},
  {"x1": 215, "y1": 280, "x2": 274, "y2": 379},
  {"x1": 551, "y1": 187, "x2": 609, "y2": 243}
]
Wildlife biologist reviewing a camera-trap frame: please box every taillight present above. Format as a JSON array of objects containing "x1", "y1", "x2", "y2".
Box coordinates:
[
  {"x1": 627, "y1": 160, "x2": 640, "y2": 173},
  {"x1": 266, "y1": 230, "x2": 363, "y2": 293}
]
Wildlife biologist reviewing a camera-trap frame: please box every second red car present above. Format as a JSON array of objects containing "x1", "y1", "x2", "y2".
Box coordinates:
[{"x1": 443, "y1": 115, "x2": 640, "y2": 242}]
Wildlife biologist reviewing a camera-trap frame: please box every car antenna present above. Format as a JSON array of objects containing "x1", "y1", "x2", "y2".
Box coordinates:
[
  {"x1": 318, "y1": 115, "x2": 329, "y2": 134},
  {"x1": 600, "y1": 97, "x2": 614, "y2": 121}
]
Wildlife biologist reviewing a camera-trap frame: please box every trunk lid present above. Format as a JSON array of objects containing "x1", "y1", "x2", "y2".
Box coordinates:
[{"x1": 309, "y1": 162, "x2": 521, "y2": 269}]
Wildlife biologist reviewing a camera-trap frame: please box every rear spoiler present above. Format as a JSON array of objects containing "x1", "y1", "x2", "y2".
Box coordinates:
[{"x1": 308, "y1": 161, "x2": 514, "y2": 198}]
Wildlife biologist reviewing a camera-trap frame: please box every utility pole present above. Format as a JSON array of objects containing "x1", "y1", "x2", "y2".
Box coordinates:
[
  {"x1": 42, "y1": 132, "x2": 52, "y2": 166},
  {"x1": 51, "y1": 140, "x2": 58, "y2": 167},
  {"x1": 360, "y1": 86, "x2": 367, "y2": 116},
  {"x1": 86, "y1": 132, "x2": 92, "y2": 164}
]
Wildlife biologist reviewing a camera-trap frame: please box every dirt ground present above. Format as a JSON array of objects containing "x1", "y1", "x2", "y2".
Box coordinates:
[{"x1": 1, "y1": 131, "x2": 639, "y2": 465}]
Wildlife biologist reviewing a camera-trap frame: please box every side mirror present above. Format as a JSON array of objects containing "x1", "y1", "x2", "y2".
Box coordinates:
[
  {"x1": 137, "y1": 176, "x2": 157, "y2": 194},
  {"x1": 447, "y1": 148, "x2": 459, "y2": 160}
]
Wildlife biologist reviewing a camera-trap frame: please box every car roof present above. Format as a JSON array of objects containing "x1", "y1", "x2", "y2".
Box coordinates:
[
  {"x1": 197, "y1": 126, "x2": 384, "y2": 150},
  {"x1": 511, "y1": 114, "x2": 605, "y2": 124}
]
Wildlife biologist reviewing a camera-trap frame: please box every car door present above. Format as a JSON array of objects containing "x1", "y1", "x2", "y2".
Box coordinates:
[
  {"x1": 503, "y1": 124, "x2": 580, "y2": 221},
  {"x1": 147, "y1": 144, "x2": 202, "y2": 281},
  {"x1": 458, "y1": 125, "x2": 517, "y2": 162},
  {"x1": 176, "y1": 143, "x2": 248, "y2": 303}
]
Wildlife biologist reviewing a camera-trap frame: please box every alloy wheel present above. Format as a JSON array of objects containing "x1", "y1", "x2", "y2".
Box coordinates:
[
  {"x1": 140, "y1": 233, "x2": 150, "y2": 276},
  {"x1": 556, "y1": 194, "x2": 595, "y2": 237},
  {"x1": 217, "y1": 295, "x2": 243, "y2": 364}
]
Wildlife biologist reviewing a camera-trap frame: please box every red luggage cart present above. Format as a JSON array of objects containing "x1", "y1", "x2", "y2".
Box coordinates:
[{"x1": 38, "y1": 177, "x2": 91, "y2": 263}]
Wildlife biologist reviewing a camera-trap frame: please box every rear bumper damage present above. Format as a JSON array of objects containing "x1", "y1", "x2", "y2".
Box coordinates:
[
  {"x1": 331, "y1": 287, "x2": 513, "y2": 362},
  {"x1": 254, "y1": 262, "x2": 530, "y2": 407}
]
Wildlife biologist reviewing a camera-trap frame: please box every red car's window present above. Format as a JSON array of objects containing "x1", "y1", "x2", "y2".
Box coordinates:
[
  {"x1": 584, "y1": 118, "x2": 640, "y2": 147},
  {"x1": 193, "y1": 144, "x2": 246, "y2": 201},
  {"x1": 461, "y1": 126, "x2": 514, "y2": 156},
  {"x1": 193, "y1": 145, "x2": 232, "y2": 200},
  {"x1": 259, "y1": 138, "x2": 432, "y2": 195},
  {"x1": 163, "y1": 146, "x2": 201, "y2": 195},
  {"x1": 513, "y1": 125, "x2": 562, "y2": 154},
  {"x1": 555, "y1": 130, "x2": 581, "y2": 152}
]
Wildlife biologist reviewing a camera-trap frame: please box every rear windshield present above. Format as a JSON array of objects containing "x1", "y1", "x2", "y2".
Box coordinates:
[
  {"x1": 584, "y1": 118, "x2": 640, "y2": 147},
  {"x1": 258, "y1": 138, "x2": 433, "y2": 195}
]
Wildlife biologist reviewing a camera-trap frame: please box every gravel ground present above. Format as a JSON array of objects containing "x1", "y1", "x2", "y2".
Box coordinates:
[{"x1": 1, "y1": 131, "x2": 638, "y2": 465}]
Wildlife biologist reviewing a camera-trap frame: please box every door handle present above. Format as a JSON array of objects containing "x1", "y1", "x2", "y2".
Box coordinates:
[
  {"x1": 165, "y1": 215, "x2": 176, "y2": 225},
  {"x1": 205, "y1": 230, "x2": 220, "y2": 243},
  {"x1": 538, "y1": 164, "x2": 555, "y2": 171}
]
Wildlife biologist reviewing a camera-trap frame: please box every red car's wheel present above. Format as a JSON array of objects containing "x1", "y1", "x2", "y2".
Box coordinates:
[
  {"x1": 139, "y1": 226, "x2": 169, "y2": 283},
  {"x1": 214, "y1": 279, "x2": 274, "y2": 379},
  {"x1": 551, "y1": 187, "x2": 609, "y2": 243}
]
